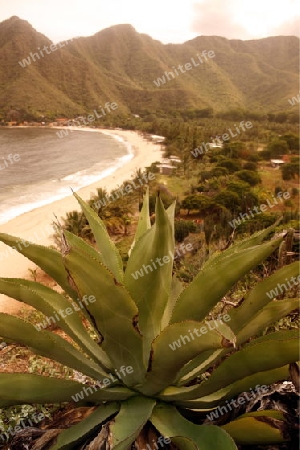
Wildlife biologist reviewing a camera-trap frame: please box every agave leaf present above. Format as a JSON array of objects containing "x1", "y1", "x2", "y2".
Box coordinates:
[
  {"x1": 170, "y1": 437, "x2": 198, "y2": 450},
  {"x1": 63, "y1": 229, "x2": 121, "y2": 332},
  {"x1": 0, "y1": 374, "x2": 134, "y2": 408},
  {"x1": 176, "y1": 365, "x2": 290, "y2": 408},
  {"x1": 202, "y1": 219, "x2": 281, "y2": 271},
  {"x1": 124, "y1": 196, "x2": 175, "y2": 363},
  {"x1": 0, "y1": 374, "x2": 88, "y2": 407},
  {"x1": 175, "y1": 349, "x2": 227, "y2": 386},
  {"x1": 229, "y1": 218, "x2": 282, "y2": 250},
  {"x1": 63, "y1": 228, "x2": 127, "y2": 332},
  {"x1": 73, "y1": 192, "x2": 123, "y2": 282},
  {"x1": 0, "y1": 313, "x2": 106, "y2": 379},
  {"x1": 136, "y1": 320, "x2": 235, "y2": 396},
  {"x1": 64, "y1": 229, "x2": 108, "y2": 264},
  {"x1": 63, "y1": 244, "x2": 145, "y2": 385},
  {"x1": 160, "y1": 330, "x2": 299, "y2": 402},
  {"x1": 109, "y1": 397, "x2": 156, "y2": 450},
  {"x1": 177, "y1": 295, "x2": 298, "y2": 386},
  {"x1": 171, "y1": 237, "x2": 283, "y2": 324},
  {"x1": 221, "y1": 410, "x2": 288, "y2": 445},
  {"x1": 230, "y1": 261, "x2": 300, "y2": 335},
  {"x1": 151, "y1": 403, "x2": 238, "y2": 450},
  {"x1": 237, "y1": 298, "x2": 299, "y2": 344},
  {"x1": 0, "y1": 233, "x2": 77, "y2": 299},
  {"x1": 0, "y1": 278, "x2": 112, "y2": 370},
  {"x1": 76, "y1": 389, "x2": 135, "y2": 405},
  {"x1": 177, "y1": 264, "x2": 299, "y2": 385},
  {"x1": 133, "y1": 186, "x2": 151, "y2": 243},
  {"x1": 161, "y1": 276, "x2": 184, "y2": 329},
  {"x1": 166, "y1": 200, "x2": 176, "y2": 235},
  {"x1": 50, "y1": 403, "x2": 119, "y2": 450}
]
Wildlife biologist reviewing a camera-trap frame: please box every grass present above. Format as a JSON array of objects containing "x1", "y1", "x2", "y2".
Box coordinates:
[{"x1": 156, "y1": 173, "x2": 200, "y2": 200}]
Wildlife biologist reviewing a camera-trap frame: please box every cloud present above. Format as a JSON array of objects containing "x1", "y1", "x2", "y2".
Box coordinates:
[
  {"x1": 0, "y1": 0, "x2": 299, "y2": 44},
  {"x1": 191, "y1": 0, "x2": 250, "y2": 39},
  {"x1": 272, "y1": 17, "x2": 300, "y2": 37},
  {"x1": 191, "y1": 0, "x2": 300, "y2": 40}
]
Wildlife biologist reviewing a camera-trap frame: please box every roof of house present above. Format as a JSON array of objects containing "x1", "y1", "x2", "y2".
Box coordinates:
[
  {"x1": 157, "y1": 164, "x2": 174, "y2": 169},
  {"x1": 270, "y1": 159, "x2": 285, "y2": 164}
]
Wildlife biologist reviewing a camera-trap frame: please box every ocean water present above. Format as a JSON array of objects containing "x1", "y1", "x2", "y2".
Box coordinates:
[{"x1": 0, "y1": 127, "x2": 133, "y2": 224}]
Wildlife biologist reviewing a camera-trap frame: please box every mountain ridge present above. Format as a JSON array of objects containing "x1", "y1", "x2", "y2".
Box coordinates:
[{"x1": 0, "y1": 16, "x2": 298, "y2": 118}]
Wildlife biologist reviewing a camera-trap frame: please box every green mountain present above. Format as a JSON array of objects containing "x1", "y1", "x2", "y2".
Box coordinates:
[{"x1": 0, "y1": 16, "x2": 298, "y2": 118}]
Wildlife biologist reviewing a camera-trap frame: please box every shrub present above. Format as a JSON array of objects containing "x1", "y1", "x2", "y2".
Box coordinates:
[
  {"x1": 174, "y1": 220, "x2": 197, "y2": 242},
  {"x1": 235, "y1": 170, "x2": 261, "y2": 186},
  {"x1": 243, "y1": 162, "x2": 257, "y2": 171}
]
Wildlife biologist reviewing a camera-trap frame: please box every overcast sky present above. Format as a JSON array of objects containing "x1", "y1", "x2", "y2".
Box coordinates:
[{"x1": 0, "y1": 0, "x2": 299, "y2": 44}]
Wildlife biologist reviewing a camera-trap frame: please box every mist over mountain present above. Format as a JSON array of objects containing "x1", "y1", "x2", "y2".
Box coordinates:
[{"x1": 0, "y1": 16, "x2": 298, "y2": 118}]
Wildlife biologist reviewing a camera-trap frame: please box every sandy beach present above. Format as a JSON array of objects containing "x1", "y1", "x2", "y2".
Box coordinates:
[{"x1": 0, "y1": 128, "x2": 164, "y2": 313}]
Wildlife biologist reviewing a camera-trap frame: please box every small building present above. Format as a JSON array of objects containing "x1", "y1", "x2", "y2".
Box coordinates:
[
  {"x1": 270, "y1": 159, "x2": 285, "y2": 168},
  {"x1": 208, "y1": 142, "x2": 223, "y2": 149},
  {"x1": 169, "y1": 156, "x2": 182, "y2": 164},
  {"x1": 150, "y1": 134, "x2": 166, "y2": 143},
  {"x1": 157, "y1": 164, "x2": 174, "y2": 175}
]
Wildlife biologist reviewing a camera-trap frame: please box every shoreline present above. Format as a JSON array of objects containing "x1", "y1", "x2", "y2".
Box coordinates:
[{"x1": 0, "y1": 128, "x2": 164, "y2": 313}]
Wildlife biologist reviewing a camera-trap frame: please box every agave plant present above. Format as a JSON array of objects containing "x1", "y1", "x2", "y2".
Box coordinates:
[{"x1": 0, "y1": 191, "x2": 298, "y2": 450}]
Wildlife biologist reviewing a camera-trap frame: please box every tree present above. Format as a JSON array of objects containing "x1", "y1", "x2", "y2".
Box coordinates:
[
  {"x1": 181, "y1": 195, "x2": 214, "y2": 215},
  {"x1": 281, "y1": 134, "x2": 299, "y2": 152},
  {"x1": 281, "y1": 161, "x2": 300, "y2": 181},
  {"x1": 226, "y1": 180, "x2": 252, "y2": 199},
  {"x1": 267, "y1": 139, "x2": 289, "y2": 158},
  {"x1": 174, "y1": 220, "x2": 196, "y2": 242},
  {"x1": 243, "y1": 162, "x2": 257, "y2": 171},
  {"x1": 217, "y1": 159, "x2": 242, "y2": 173},
  {"x1": 214, "y1": 190, "x2": 240, "y2": 211},
  {"x1": 223, "y1": 142, "x2": 245, "y2": 159},
  {"x1": 210, "y1": 167, "x2": 229, "y2": 178},
  {"x1": 235, "y1": 170, "x2": 261, "y2": 186}
]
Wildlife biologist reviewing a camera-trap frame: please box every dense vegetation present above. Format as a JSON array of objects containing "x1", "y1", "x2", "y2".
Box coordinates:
[{"x1": 55, "y1": 114, "x2": 299, "y2": 246}]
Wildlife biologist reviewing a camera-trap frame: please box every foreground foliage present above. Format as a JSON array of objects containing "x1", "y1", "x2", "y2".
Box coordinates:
[{"x1": 0, "y1": 191, "x2": 298, "y2": 450}]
